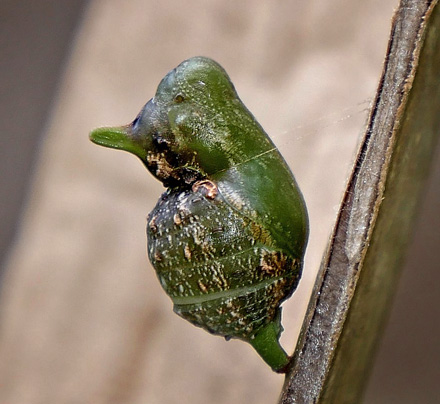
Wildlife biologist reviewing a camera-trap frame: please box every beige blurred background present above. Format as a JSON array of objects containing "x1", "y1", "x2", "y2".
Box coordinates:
[{"x1": 1, "y1": 1, "x2": 439, "y2": 403}]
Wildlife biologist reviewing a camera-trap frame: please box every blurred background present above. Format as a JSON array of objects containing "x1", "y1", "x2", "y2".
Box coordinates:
[{"x1": 0, "y1": 1, "x2": 439, "y2": 403}]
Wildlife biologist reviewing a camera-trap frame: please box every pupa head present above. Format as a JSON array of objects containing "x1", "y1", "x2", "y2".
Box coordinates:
[{"x1": 90, "y1": 57, "x2": 254, "y2": 186}]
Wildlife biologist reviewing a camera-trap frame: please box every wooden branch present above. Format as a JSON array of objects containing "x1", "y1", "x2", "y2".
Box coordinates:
[{"x1": 280, "y1": 0, "x2": 440, "y2": 402}]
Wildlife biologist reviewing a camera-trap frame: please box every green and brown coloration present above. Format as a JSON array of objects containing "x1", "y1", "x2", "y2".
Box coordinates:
[{"x1": 89, "y1": 57, "x2": 308, "y2": 372}]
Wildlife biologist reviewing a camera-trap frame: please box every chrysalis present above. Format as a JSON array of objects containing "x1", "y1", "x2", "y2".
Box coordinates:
[{"x1": 90, "y1": 57, "x2": 308, "y2": 372}]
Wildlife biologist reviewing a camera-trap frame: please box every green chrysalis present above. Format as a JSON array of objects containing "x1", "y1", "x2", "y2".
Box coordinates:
[{"x1": 90, "y1": 57, "x2": 308, "y2": 372}]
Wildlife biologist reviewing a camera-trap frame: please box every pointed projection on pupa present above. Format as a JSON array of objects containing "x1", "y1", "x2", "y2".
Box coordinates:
[{"x1": 90, "y1": 57, "x2": 308, "y2": 372}]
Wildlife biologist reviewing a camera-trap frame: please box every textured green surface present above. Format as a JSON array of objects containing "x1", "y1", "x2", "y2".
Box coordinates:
[{"x1": 90, "y1": 57, "x2": 308, "y2": 371}]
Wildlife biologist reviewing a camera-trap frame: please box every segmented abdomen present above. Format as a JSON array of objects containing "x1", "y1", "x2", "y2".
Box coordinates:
[{"x1": 147, "y1": 180, "x2": 301, "y2": 340}]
